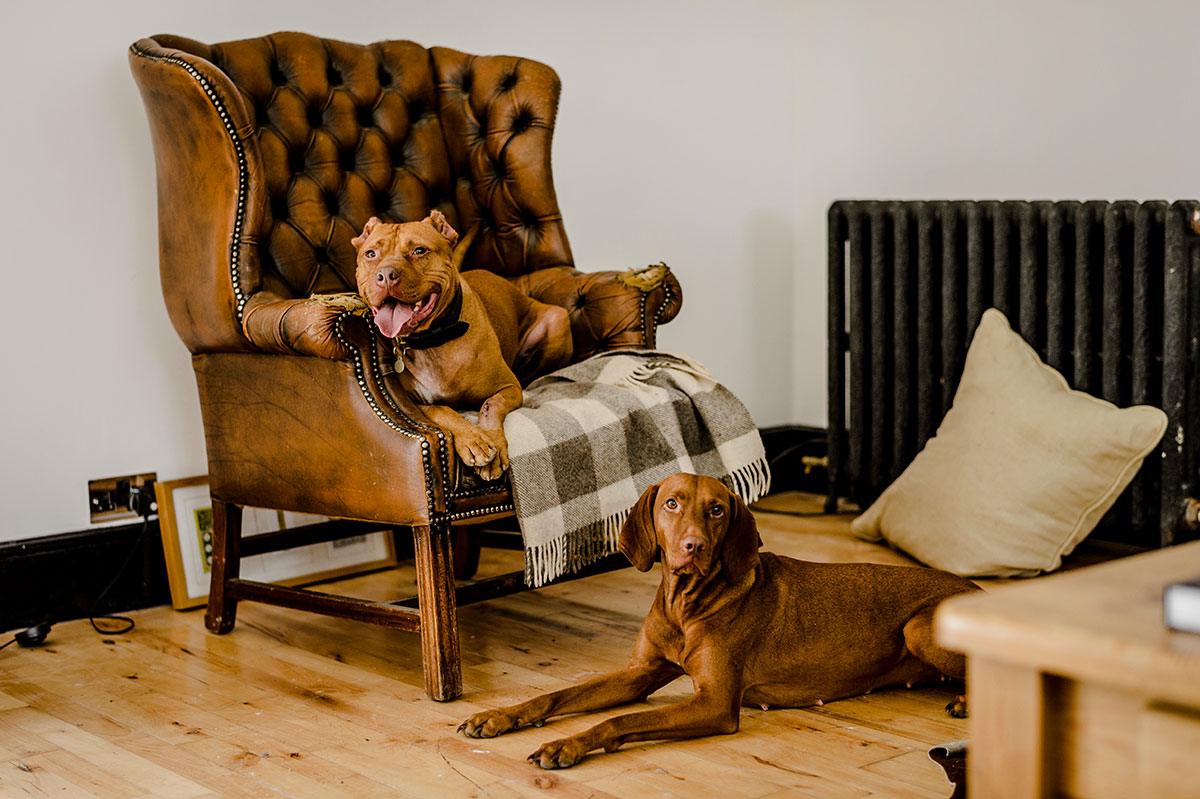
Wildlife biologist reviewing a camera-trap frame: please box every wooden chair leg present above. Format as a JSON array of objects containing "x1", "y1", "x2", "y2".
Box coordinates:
[
  {"x1": 205, "y1": 499, "x2": 242, "y2": 634},
  {"x1": 452, "y1": 524, "x2": 482, "y2": 580},
  {"x1": 413, "y1": 520, "x2": 463, "y2": 701}
]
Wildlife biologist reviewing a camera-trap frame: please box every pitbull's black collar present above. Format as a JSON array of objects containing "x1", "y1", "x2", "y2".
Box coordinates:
[{"x1": 397, "y1": 285, "x2": 469, "y2": 351}]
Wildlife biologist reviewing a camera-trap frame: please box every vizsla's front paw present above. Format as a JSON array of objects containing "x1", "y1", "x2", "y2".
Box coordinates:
[
  {"x1": 945, "y1": 695, "x2": 968, "y2": 718},
  {"x1": 459, "y1": 708, "x2": 522, "y2": 739},
  {"x1": 528, "y1": 737, "x2": 590, "y2": 769}
]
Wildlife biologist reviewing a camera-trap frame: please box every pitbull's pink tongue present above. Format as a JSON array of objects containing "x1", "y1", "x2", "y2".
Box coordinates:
[{"x1": 374, "y1": 300, "x2": 415, "y2": 339}]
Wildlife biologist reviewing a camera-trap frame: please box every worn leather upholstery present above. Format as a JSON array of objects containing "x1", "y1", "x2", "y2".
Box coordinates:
[{"x1": 129, "y1": 32, "x2": 682, "y2": 700}]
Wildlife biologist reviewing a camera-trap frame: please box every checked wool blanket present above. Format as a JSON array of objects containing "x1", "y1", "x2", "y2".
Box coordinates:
[{"x1": 502, "y1": 350, "x2": 770, "y2": 587}]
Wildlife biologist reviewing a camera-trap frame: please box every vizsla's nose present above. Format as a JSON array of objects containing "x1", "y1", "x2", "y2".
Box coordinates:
[
  {"x1": 374, "y1": 266, "x2": 399, "y2": 289},
  {"x1": 680, "y1": 535, "x2": 705, "y2": 554}
]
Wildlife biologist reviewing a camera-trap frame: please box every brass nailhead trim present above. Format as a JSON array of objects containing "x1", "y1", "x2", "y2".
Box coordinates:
[
  {"x1": 448, "y1": 483, "x2": 508, "y2": 500},
  {"x1": 131, "y1": 45, "x2": 250, "y2": 323},
  {"x1": 331, "y1": 313, "x2": 447, "y2": 522},
  {"x1": 357, "y1": 326, "x2": 456, "y2": 516},
  {"x1": 448, "y1": 502, "x2": 514, "y2": 522}
]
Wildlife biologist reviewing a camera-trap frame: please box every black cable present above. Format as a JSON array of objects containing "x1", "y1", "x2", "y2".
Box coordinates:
[
  {"x1": 87, "y1": 488, "x2": 155, "y2": 636},
  {"x1": 1, "y1": 488, "x2": 155, "y2": 653}
]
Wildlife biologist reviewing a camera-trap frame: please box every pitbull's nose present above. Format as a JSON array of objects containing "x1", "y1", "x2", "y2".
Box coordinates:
[{"x1": 375, "y1": 266, "x2": 400, "y2": 289}]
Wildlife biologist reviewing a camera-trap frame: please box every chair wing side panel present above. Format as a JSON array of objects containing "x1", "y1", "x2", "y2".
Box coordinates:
[{"x1": 130, "y1": 39, "x2": 265, "y2": 354}]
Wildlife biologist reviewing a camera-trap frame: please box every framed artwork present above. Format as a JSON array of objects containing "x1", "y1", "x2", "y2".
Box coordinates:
[{"x1": 155, "y1": 476, "x2": 396, "y2": 610}]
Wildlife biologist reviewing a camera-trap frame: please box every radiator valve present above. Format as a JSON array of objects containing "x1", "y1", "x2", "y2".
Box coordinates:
[{"x1": 801, "y1": 455, "x2": 829, "y2": 475}]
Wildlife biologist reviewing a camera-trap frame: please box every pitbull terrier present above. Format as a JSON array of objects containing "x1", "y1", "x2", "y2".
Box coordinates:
[{"x1": 353, "y1": 211, "x2": 572, "y2": 480}]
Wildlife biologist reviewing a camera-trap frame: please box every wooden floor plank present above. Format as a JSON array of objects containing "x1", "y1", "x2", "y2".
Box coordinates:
[
  {"x1": 1, "y1": 759, "x2": 104, "y2": 799},
  {"x1": 17, "y1": 749, "x2": 149, "y2": 799},
  {"x1": 0, "y1": 711, "x2": 60, "y2": 761},
  {"x1": 3, "y1": 706, "x2": 210, "y2": 799},
  {"x1": 0, "y1": 493, "x2": 965, "y2": 798}
]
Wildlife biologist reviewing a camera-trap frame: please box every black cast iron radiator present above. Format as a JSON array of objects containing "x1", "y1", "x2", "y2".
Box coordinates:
[{"x1": 826, "y1": 200, "x2": 1200, "y2": 548}]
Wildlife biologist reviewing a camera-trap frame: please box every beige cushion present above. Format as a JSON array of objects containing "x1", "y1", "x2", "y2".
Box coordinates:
[{"x1": 850, "y1": 308, "x2": 1167, "y2": 576}]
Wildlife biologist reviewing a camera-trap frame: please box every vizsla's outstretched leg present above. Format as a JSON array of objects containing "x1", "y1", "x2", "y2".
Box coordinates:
[
  {"x1": 527, "y1": 676, "x2": 742, "y2": 769},
  {"x1": 460, "y1": 659, "x2": 683, "y2": 739}
]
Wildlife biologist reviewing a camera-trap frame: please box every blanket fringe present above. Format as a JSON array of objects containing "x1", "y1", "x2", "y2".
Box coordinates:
[
  {"x1": 524, "y1": 515, "x2": 625, "y2": 588},
  {"x1": 726, "y1": 457, "x2": 772, "y2": 505}
]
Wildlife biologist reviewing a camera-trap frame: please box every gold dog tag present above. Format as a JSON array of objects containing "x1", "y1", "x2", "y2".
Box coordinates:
[{"x1": 393, "y1": 340, "x2": 406, "y2": 373}]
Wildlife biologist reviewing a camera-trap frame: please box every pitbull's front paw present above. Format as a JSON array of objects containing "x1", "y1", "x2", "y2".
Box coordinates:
[
  {"x1": 528, "y1": 737, "x2": 591, "y2": 769},
  {"x1": 453, "y1": 425, "x2": 498, "y2": 470},
  {"x1": 472, "y1": 428, "x2": 510, "y2": 481},
  {"x1": 459, "y1": 707, "x2": 523, "y2": 739}
]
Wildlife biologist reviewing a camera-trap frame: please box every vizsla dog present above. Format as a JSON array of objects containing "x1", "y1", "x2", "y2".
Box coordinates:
[
  {"x1": 354, "y1": 211, "x2": 572, "y2": 480},
  {"x1": 460, "y1": 473, "x2": 980, "y2": 768}
]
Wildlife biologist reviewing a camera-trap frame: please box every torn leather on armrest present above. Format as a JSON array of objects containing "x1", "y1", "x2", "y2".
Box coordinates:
[
  {"x1": 511, "y1": 264, "x2": 683, "y2": 360},
  {"x1": 241, "y1": 292, "x2": 372, "y2": 360}
]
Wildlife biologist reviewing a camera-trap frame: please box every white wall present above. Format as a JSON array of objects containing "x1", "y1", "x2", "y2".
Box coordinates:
[
  {"x1": 0, "y1": 0, "x2": 801, "y2": 542},
  {"x1": 791, "y1": 1, "x2": 1200, "y2": 422},
  {"x1": 2, "y1": 0, "x2": 1199, "y2": 541}
]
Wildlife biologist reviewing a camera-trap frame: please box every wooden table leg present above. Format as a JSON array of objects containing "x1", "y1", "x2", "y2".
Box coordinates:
[
  {"x1": 413, "y1": 520, "x2": 463, "y2": 701},
  {"x1": 968, "y1": 657, "x2": 1049, "y2": 798}
]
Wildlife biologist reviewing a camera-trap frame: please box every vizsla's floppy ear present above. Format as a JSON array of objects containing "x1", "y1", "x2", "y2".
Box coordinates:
[
  {"x1": 427, "y1": 209, "x2": 459, "y2": 246},
  {"x1": 618, "y1": 483, "x2": 660, "y2": 571},
  {"x1": 720, "y1": 488, "x2": 762, "y2": 583},
  {"x1": 351, "y1": 216, "x2": 380, "y2": 249}
]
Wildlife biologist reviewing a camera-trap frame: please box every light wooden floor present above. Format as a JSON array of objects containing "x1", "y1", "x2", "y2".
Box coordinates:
[{"x1": 0, "y1": 493, "x2": 966, "y2": 799}]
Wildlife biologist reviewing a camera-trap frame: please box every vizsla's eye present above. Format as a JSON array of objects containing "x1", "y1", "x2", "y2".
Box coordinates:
[
  {"x1": 412, "y1": 246, "x2": 428, "y2": 256},
  {"x1": 665, "y1": 498, "x2": 678, "y2": 510},
  {"x1": 711, "y1": 505, "x2": 725, "y2": 517},
  {"x1": 365, "y1": 249, "x2": 377, "y2": 259}
]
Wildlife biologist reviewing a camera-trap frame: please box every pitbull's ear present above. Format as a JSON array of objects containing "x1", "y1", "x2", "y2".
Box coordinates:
[
  {"x1": 427, "y1": 209, "x2": 459, "y2": 246},
  {"x1": 720, "y1": 488, "x2": 761, "y2": 583},
  {"x1": 618, "y1": 484, "x2": 660, "y2": 572},
  {"x1": 352, "y1": 217, "x2": 380, "y2": 249}
]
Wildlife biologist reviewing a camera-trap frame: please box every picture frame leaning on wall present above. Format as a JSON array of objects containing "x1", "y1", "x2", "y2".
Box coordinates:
[{"x1": 154, "y1": 476, "x2": 397, "y2": 610}]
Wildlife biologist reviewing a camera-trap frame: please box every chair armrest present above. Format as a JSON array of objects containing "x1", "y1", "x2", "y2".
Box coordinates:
[
  {"x1": 511, "y1": 264, "x2": 683, "y2": 359},
  {"x1": 242, "y1": 292, "x2": 372, "y2": 360},
  {"x1": 198, "y1": 312, "x2": 459, "y2": 523}
]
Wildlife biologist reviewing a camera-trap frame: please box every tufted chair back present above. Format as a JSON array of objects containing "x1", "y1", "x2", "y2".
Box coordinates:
[{"x1": 135, "y1": 32, "x2": 575, "y2": 354}]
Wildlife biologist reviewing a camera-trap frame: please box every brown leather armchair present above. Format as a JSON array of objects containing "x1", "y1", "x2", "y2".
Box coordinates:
[{"x1": 128, "y1": 32, "x2": 681, "y2": 700}]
